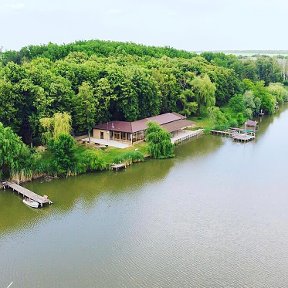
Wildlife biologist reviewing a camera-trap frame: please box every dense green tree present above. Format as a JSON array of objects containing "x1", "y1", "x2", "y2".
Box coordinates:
[
  {"x1": 255, "y1": 57, "x2": 282, "y2": 85},
  {"x1": 191, "y1": 74, "x2": 216, "y2": 115},
  {"x1": 208, "y1": 107, "x2": 229, "y2": 130},
  {"x1": 73, "y1": 82, "x2": 96, "y2": 141},
  {"x1": 131, "y1": 69, "x2": 160, "y2": 118},
  {"x1": 0, "y1": 122, "x2": 30, "y2": 178},
  {"x1": 244, "y1": 80, "x2": 276, "y2": 114},
  {"x1": 177, "y1": 90, "x2": 198, "y2": 117},
  {"x1": 40, "y1": 112, "x2": 72, "y2": 143},
  {"x1": 229, "y1": 94, "x2": 245, "y2": 114},
  {"x1": 0, "y1": 80, "x2": 19, "y2": 131},
  {"x1": 48, "y1": 134, "x2": 76, "y2": 175},
  {"x1": 145, "y1": 122, "x2": 174, "y2": 159},
  {"x1": 0, "y1": 40, "x2": 285, "y2": 143},
  {"x1": 267, "y1": 83, "x2": 288, "y2": 104}
]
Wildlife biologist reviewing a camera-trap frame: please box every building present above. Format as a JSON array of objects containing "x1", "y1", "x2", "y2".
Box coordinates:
[
  {"x1": 245, "y1": 119, "x2": 258, "y2": 130},
  {"x1": 93, "y1": 112, "x2": 194, "y2": 145}
]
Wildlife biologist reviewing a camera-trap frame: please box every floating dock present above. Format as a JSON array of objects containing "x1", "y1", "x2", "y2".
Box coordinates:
[{"x1": 2, "y1": 181, "x2": 53, "y2": 207}]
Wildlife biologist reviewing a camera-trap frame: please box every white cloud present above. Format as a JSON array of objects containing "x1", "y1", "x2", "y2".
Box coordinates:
[
  {"x1": 4, "y1": 2, "x2": 25, "y2": 10},
  {"x1": 106, "y1": 8, "x2": 123, "y2": 15}
]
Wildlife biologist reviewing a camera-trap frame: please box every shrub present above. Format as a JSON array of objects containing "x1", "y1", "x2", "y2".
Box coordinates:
[{"x1": 113, "y1": 150, "x2": 145, "y2": 164}]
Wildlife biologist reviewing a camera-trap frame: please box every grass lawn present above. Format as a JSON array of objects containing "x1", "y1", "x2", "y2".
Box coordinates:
[
  {"x1": 75, "y1": 141, "x2": 149, "y2": 166},
  {"x1": 189, "y1": 116, "x2": 213, "y2": 130}
]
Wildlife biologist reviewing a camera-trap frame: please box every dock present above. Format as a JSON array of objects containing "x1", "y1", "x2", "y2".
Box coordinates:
[
  {"x1": 111, "y1": 163, "x2": 127, "y2": 171},
  {"x1": 232, "y1": 133, "x2": 255, "y2": 142},
  {"x1": 2, "y1": 181, "x2": 53, "y2": 207},
  {"x1": 211, "y1": 129, "x2": 233, "y2": 137},
  {"x1": 211, "y1": 128, "x2": 256, "y2": 143}
]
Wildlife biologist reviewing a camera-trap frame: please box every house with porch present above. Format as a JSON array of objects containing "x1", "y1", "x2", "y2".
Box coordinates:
[{"x1": 92, "y1": 112, "x2": 194, "y2": 146}]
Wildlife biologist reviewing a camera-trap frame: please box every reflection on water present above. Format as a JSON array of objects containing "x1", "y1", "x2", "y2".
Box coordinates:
[
  {"x1": 1, "y1": 107, "x2": 288, "y2": 288},
  {"x1": 0, "y1": 135, "x2": 222, "y2": 235}
]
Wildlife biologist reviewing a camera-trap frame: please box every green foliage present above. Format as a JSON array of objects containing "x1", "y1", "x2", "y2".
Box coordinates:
[
  {"x1": 113, "y1": 150, "x2": 145, "y2": 164},
  {"x1": 0, "y1": 40, "x2": 282, "y2": 145},
  {"x1": 229, "y1": 94, "x2": 245, "y2": 113},
  {"x1": 40, "y1": 112, "x2": 72, "y2": 143},
  {"x1": 1, "y1": 40, "x2": 196, "y2": 64},
  {"x1": 0, "y1": 40, "x2": 285, "y2": 179},
  {"x1": 243, "y1": 80, "x2": 276, "y2": 114},
  {"x1": 0, "y1": 122, "x2": 31, "y2": 178},
  {"x1": 267, "y1": 83, "x2": 288, "y2": 104},
  {"x1": 145, "y1": 122, "x2": 174, "y2": 159},
  {"x1": 191, "y1": 74, "x2": 216, "y2": 115},
  {"x1": 255, "y1": 56, "x2": 282, "y2": 85},
  {"x1": 73, "y1": 82, "x2": 97, "y2": 140},
  {"x1": 47, "y1": 134, "x2": 76, "y2": 175},
  {"x1": 74, "y1": 148, "x2": 107, "y2": 174},
  {"x1": 208, "y1": 107, "x2": 229, "y2": 130}
]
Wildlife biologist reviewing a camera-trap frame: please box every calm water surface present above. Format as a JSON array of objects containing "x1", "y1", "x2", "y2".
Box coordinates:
[{"x1": 1, "y1": 107, "x2": 288, "y2": 287}]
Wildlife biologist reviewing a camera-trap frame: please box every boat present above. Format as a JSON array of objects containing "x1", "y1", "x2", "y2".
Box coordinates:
[{"x1": 23, "y1": 198, "x2": 39, "y2": 208}]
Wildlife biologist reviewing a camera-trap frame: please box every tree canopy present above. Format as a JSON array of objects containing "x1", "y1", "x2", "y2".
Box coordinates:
[
  {"x1": 145, "y1": 122, "x2": 174, "y2": 159},
  {"x1": 0, "y1": 122, "x2": 30, "y2": 179},
  {"x1": 0, "y1": 40, "x2": 285, "y2": 144}
]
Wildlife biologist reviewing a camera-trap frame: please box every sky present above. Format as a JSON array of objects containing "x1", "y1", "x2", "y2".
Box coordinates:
[{"x1": 0, "y1": 0, "x2": 287, "y2": 52}]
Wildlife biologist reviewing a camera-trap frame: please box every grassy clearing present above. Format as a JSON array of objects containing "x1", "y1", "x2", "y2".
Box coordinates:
[
  {"x1": 189, "y1": 116, "x2": 214, "y2": 130},
  {"x1": 74, "y1": 141, "x2": 149, "y2": 169}
]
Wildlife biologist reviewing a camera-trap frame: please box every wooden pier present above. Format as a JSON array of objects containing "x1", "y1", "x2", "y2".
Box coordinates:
[
  {"x1": 232, "y1": 133, "x2": 255, "y2": 142},
  {"x1": 211, "y1": 128, "x2": 255, "y2": 143},
  {"x1": 211, "y1": 129, "x2": 233, "y2": 137},
  {"x1": 2, "y1": 181, "x2": 52, "y2": 207},
  {"x1": 111, "y1": 163, "x2": 127, "y2": 171}
]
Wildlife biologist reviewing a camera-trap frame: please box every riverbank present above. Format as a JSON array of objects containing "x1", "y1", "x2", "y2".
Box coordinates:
[{"x1": 4, "y1": 129, "x2": 204, "y2": 185}]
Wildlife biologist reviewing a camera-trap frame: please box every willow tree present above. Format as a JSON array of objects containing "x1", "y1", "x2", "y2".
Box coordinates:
[
  {"x1": 40, "y1": 112, "x2": 72, "y2": 143},
  {"x1": 145, "y1": 122, "x2": 174, "y2": 159},
  {"x1": 0, "y1": 122, "x2": 30, "y2": 179},
  {"x1": 191, "y1": 74, "x2": 216, "y2": 115}
]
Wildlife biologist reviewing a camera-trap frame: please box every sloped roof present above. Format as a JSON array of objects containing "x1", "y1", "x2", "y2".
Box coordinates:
[
  {"x1": 162, "y1": 119, "x2": 195, "y2": 133},
  {"x1": 245, "y1": 120, "x2": 258, "y2": 127},
  {"x1": 94, "y1": 112, "x2": 186, "y2": 133},
  {"x1": 94, "y1": 121, "x2": 132, "y2": 133}
]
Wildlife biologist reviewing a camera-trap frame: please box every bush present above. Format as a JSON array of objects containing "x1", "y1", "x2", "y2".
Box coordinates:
[
  {"x1": 47, "y1": 134, "x2": 76, "y2": 176},
  {"x1": 113, "y1": 150, "x2": 145, "y2": 164},
  {"x1": 75, "y1": 149, "x2": 107, "y2": 174}
]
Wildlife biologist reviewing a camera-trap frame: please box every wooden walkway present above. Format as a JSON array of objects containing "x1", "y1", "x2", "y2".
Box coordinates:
[
  {"x1": 211, "y1": 128, "x2": 256, "y2": 143},
  {"x1": 172, "y1": 129, "x2": 204, "y2": 144},
  {"x1": 2, "y1": 181, "x2": 53, "y2": 206}
]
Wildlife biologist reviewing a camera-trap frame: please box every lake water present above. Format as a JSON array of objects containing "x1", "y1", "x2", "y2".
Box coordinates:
[{"x1": 1, "y1": 107, "x2": 288, "y2": 287}]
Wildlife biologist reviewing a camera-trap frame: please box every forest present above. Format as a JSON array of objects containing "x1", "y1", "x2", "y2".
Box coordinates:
[{"x1": 0, "y1": 40, "x2": 287, "y2": 180}]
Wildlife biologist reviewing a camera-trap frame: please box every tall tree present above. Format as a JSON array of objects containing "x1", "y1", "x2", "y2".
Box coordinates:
[
  {"x1": 73, "y1": 82, "x2": 96, "y2": 142},
  {"x1": 0, "y1": 122, "x2": 30, "y2": 179},
  {"x1": 191, "y1": 74, "x2": 216, "y2": 115},
  {"x1": 48, "y1": 134, "x2": 76, "y2": 176}
]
